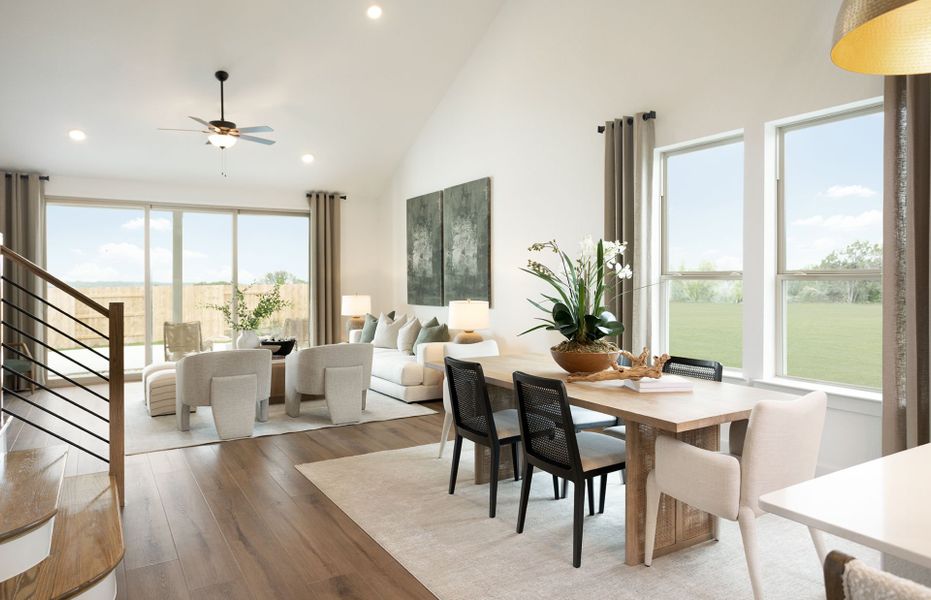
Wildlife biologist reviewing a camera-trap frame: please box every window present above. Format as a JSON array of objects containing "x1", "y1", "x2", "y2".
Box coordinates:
[
  {"x1": 46, "y1": 202, "x2": 312, "y2": 377},
  {"x1": 661, "y1": 137, "x2": 744, "y2": 369},
  {"x1": 778, "y1": 106, "x2": 883, "y2": 389}
]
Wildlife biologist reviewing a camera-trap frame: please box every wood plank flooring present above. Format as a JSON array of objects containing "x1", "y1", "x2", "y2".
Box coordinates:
[{"x1": 113, "y1": 401, "x2": 445, "y2": 600}]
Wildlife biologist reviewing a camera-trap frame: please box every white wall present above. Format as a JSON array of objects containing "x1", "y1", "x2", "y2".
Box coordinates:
[
  {"x1": 376, "y1": 0, "x2": 884, "y2": 471},
  {"x1": 44, "y1": 175, "x2": 392, "y2": 311}
]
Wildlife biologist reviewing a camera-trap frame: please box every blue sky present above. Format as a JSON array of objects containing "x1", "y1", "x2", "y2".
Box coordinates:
[
  {"x1": 48, "y1": 206, "x2": 309, "y2": 284},
  {"x1": 666, "y1": 110, "x2": 882, "y2": 272}
]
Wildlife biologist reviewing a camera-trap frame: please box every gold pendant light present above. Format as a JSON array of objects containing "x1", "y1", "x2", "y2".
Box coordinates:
[{"x1": 832, "y1": 0, "x2": 931, "y2": 74}]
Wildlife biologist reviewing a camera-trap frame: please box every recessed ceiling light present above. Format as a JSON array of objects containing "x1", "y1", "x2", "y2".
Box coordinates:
[
  {"x1": 68, "y1": 129, "x2": 87, "y2": 142},
  {"x1": 301, "y1": 154, "x2": 315, "y2": 164},
  {"x1": 366, "y1": 4, "x2": 382, "y2": 19}
]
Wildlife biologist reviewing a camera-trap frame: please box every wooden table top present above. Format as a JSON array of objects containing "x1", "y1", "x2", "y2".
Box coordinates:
[
  {"x1": 760, "y1": 443, "x2": 931, "y2": 570},
  {"x1": 430, "y1": 353, "x2": 799, "y2": 433}
]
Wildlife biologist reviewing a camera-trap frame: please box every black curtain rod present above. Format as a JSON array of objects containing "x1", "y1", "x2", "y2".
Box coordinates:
[
  {"x1": 3, "y1": 173, "x2": 49, "y2": 181},
  {"x1": 307, "y1": 192, "x2": 348, "y2": 200},
  {"x1": 596, "y1": 110, "x2": 657, "y2": 134}
]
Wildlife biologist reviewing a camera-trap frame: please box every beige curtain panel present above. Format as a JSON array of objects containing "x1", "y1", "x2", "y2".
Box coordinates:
[
  {"x1": 308, "y1": 191, "x2": 341, "y2": 346},
  {"x1": 604, "y1": 114, "x2": 655, "y2": 353},
  {"x1": 0, "y1": 172, "x2": 47, "y2": 384},
  {"x1": 883, "y1": 74, "x2": 931, "y2": 454}
]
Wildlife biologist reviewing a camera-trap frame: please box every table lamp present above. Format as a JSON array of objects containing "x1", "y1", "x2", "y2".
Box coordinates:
[
  {"x1": 341, "y1": 295, "x2": 372, "y2": 338},
  {"x1": 448, "y1": 300, "x2": 489, "y2": 344}
]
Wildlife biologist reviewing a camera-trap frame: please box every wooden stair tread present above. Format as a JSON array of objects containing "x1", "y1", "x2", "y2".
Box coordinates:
[
  {"x1": 1, "y1": 473, "x2": 124, "y2": 600},
  {"x1": 0, "y1": 447, "x2": 68, "y2": 543}
]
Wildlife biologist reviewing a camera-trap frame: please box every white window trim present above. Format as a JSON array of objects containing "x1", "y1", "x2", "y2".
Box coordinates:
[
  {"x1": 656, "y1": 132, "x2": 745, "y2": 371},
  {"x1": 773, "y1": 102, "x2": 883, "y2": 391}
]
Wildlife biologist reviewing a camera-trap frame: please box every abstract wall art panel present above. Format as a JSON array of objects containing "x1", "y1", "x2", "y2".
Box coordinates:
[
  {"x1": 442, "y1": 177, "x2": 490, "y2": 305},
  {"x1": 406, "y1": 191, "x2": 444, "y2": 306}
]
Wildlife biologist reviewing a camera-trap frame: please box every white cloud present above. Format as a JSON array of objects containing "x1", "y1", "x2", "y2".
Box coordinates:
[
  {"x1": 98, "y1": 242, "x2": 145, "y2": 262},
  {"x1": 182, "y1": 249, "x2": 208, "y2": 259},
  {"x1": 793, "y1": 209, "x2": 881, "y2": 230},
  {"x1": 121, "y1": 217, "x2": 171, "y2": 231},
  {"x1": 66, "y1": 262, "x2": 120, "y2": 282},
  {"x1": 820, "y1": 184, "x2": 877, "y2": 199}
]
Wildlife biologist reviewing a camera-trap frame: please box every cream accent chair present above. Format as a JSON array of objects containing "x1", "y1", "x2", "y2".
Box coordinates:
[
  {"x1": 164, "y1": 321, "x2": 209, "y2": 361},
  {"x1": 437, "y1": 340, "x2": 500, "y2": 458},
  {"x1": 176, "y1": 349, "x2": 272, "y2": 439},
  {"x1": 284, "y1": 343, "x2": 374, "y2": 424},
  {"x1": 644, "y1": 390, "x2": 828, "y2": 600}
]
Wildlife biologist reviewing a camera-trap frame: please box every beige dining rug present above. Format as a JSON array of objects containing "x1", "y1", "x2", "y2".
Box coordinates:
[
  {"x1": 5, "y1": 381, "x2": 435, "y2": 456},
  {"x1": 296, "y1": 442, "x2": 880, "y2": 600}
]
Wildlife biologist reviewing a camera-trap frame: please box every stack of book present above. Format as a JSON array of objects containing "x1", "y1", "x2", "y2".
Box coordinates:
[{"x1": 623, "y1": 374, "x2": 694, "y2": 393}]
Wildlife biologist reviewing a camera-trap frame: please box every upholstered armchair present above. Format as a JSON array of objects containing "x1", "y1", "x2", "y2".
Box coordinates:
[
  {"x1": 284, "y1": 343, "x2": 374, "y2": 424},
  {"x1": 644, "y1": 390, "x2": 828, "y2": 600},
  {"x1": 175, "y1": 349, "x2": 272, "y2": 439}
]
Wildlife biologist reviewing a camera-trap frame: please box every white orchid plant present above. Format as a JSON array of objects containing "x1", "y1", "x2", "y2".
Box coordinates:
[{"x1": 520, "y1": 236, "x2": 633, "y2": 348}]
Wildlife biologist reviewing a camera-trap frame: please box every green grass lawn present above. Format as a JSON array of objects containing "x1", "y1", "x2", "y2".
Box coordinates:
[{"x1": 668, "y1": 302, "x2": 881, "y2": 389}]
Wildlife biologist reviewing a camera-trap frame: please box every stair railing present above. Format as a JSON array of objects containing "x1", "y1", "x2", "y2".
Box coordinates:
[{"x1": 0, "y1": 242, "x2": 124, "y2": 506}]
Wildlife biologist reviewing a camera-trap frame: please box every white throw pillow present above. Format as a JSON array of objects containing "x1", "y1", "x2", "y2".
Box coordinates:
[
  {"x1": 373, "y1": 314, "x2": 406, "y2": 349},
  {"x1": 397, "y1": 318, "x2": 422, "y2": 354}
]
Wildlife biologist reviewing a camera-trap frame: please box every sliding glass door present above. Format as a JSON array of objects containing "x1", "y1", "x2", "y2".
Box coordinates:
[
  {"x1": 237, "y1": 213, "x2": 310, "y2": 347},
  {"x1": 46, "y1": 204, "x2": 146, "y2": 375},
  {"x1": 181, "y1": 211, "x2": 234, "y2": 346},
  {"x1": 46, "y1": 201, "x2": 311, "y2": 378}
]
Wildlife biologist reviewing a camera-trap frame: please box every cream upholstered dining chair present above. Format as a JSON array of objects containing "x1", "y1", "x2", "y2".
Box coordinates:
[
  {"x1": 437, "y1": 340, "x2": 500, "y2": 458},
  {"x1": 284, "y1": 343, "x2": 374, "y2": 424},
  {"x1": 824, "y1": 550, "x2": 931, "y2": 600},
  {"x1": 644, "y1": 390, "x2": 828, "y2": 600},
  {"x1": 176, "y1": 349, "x2": 272, "y2": 439}
]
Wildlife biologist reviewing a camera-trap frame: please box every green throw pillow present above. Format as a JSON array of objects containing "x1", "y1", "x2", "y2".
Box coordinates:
[
  {"x1": 360, "y1": 314, "x2": 379, "y2": 343},
  {"x1": 413, "y1": 322, "x2": 449, "y2": 353},
  {"x1": 360, "y1": 311, "x2": 398, "y2": 343}
]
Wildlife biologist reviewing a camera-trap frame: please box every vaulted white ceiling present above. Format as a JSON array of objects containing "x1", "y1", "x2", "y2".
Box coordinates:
[{"x1": 0, "y1": 0, "x2": 504, "y2": 198}]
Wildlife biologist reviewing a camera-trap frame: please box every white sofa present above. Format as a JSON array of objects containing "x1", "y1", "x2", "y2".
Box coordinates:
[{"x1": 349, "y1": 329, "x2": 449, "y2": 403}]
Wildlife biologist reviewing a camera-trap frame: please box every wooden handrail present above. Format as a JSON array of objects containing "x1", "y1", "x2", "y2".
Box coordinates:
[
  {"x1": 0, "y1": 245, "x2": 109, "y2": 317},
  {"x1": 108, "y1": 301, "x2": 125, "y2": 507}
]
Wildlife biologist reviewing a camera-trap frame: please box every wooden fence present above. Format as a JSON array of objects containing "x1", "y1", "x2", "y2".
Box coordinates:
[{"x1": 46, "y1": 283, "x2": 310, "y2": 350}]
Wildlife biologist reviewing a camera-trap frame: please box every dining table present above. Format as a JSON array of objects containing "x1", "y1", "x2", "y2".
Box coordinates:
[{"x1": 429, "y1": 352, "x2": 799, "y2": 566}]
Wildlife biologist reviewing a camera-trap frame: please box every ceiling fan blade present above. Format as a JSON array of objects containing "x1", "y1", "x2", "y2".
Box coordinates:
[
  {"x1": 189, "y1": 116, "x2": 213, "y2": 129},
  {"x1": 238, "y1": 134, "x2": 276, "y2": 145},
  {"x1": 236, "y1": 125, "x2": 273, "y2": 134},
  {"x1": 158, "y1": 128, "x2": 207, "y2": 132}
]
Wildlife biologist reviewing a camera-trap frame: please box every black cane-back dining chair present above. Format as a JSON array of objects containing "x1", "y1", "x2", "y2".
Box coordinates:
[
  {"x1": 602, "y1": 355, "x2": 724, "y2": 443},
  {"x1": 445, "y1": 357, "x2": 521, "y2": 518},
  {"x1": 512, "y1": 371, "x2": 627, "y2": 568}
]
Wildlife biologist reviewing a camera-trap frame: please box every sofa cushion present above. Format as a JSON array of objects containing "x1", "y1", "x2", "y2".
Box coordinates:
[
  {"x1": 360, "y1": 314, "x2": 379, "y2": 343},
  {"x1": 397, "y1": 318, "x2": 422, "y2": 354},
  {"x1": 413, "y1": 322, "x2": 449, "y2": 353},
  {"x1": 371, "y1": 351, "x2": 424, "y2": 386},
  {"x1": 374, "y1": 314, "x2": 407, "y2": 348}
]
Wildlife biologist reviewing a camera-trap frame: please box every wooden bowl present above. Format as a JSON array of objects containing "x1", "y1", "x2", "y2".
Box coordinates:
[{"x1": 550, "y1": 348, "x2": 619, "y2": 374}]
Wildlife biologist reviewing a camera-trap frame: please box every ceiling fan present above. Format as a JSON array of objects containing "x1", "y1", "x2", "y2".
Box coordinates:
[{"x1": 159, "y1": 70, "x2": 275, "y2": 149}]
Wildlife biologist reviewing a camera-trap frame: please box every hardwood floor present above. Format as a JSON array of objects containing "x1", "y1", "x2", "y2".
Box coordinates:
[{"x1": 113, "y1": 401, "x2": 445, "y2": 600}]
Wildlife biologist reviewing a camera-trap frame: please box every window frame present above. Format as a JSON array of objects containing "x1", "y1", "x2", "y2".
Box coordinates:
[
  {"x1": 774, "y1": 102, "x2": 883, "y2": 390},
  {"x1": 44, "y1": 197, "x2": 312, "y2": 375},
  {"x1": 658, "y1": 134, "x2": 744, "y2": 369}
]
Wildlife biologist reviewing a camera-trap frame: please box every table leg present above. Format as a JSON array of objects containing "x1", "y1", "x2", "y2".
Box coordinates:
[{"x1": 625, "y1": 422, "x2": 720, "y2": 565}]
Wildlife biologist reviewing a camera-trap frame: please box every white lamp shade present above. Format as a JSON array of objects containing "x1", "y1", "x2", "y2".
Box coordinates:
[
  {"x1": 341, "y1": 295, "x2": 372, "y2": 316},
  {"x1": 448, "y1": 300, "x2": 490, "y2": 331}
]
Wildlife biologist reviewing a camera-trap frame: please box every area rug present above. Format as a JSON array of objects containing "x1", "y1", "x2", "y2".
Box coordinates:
[
  {"x1": 296, "y1": 442, "x2": 879, "y2": 600},
  {"x1": 6, "y1": 381, "x2": 435, "y2": 455}
]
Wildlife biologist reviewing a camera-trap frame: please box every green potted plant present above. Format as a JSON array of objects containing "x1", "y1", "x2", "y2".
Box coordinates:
[
  {"x1": 205, "y1": 283, "x2": 292, "y2": 349},
  {"x1": 520, "y1": 237, "x2": 632, "y2": 373}
]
